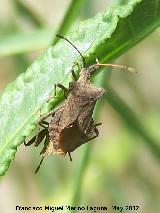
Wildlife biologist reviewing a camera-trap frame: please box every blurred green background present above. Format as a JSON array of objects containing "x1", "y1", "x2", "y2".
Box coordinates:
[{"x1": 0, "y1": 0, "x2": 160, "y2": 213}]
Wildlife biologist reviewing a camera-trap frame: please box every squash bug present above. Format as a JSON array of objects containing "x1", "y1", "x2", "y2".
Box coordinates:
[{"x1": 24, "y1": 35, "x2": 135, "y2": 173}]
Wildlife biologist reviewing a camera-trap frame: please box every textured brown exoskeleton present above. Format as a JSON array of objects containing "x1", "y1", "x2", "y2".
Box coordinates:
[{"x1": 24, "y1": 35, "x2": 134, "y2": 173}]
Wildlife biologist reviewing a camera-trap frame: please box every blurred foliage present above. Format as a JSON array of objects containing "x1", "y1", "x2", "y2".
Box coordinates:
[{"x1": 0, "y1": 0, "x2": 160, "y2": 213}]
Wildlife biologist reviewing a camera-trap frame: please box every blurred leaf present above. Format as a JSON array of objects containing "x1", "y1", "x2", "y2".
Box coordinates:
[
  {"x1": 12, "y1": 54, "x2": 30, "y2": 74},
  {"x1": 0, "y1": 0, "x2": 160, "y2": 176},
  {"x1": 14, "y1": 0, "x2": 44, "y2": 27},
  {"x1": 0, "y1": 28, "x2": 54, "y2": 57},
  {"x1": 81, "y1": 0, "x2": 95, "y2": 19},
  {"x1": 53, "y1": 0, "x2": 86, "y2": 45},
  {"x1": 0, "y1": 1, "x2": 85, "y2": 57},
  {"x1": 105, "y1": 87, "x2": 160, "y2": 160}
]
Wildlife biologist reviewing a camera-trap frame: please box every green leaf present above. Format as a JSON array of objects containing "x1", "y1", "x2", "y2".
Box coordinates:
[
  {"x1": 0, "y1": 0, "x2": 160, "y2": 176},
  {"x1": 0, "y1": 28, "x2": 54, "y2": 57},
  {"x1": 14, "y1": 0, "x2": 44, "y2": 27}
]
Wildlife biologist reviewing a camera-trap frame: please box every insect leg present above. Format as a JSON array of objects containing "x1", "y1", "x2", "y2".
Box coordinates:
[
  {"x1": 71, "y1": 69, "x2": 78, "y2": 81},
  {"x1": 47, "y1": 81, "x2": 69, "y2": 101},
  {"x1": 70, "y1": 61, "x2": 82, "y2": 81},
  {"x1": 34, "y1": 128, "x2": 48, "y2": 147},
  {"x1": 68, "y1": 152, "x2": 72, "y2": 161},
  {"x1": 38, "y1": 109, "x2": 56, "y2": 124},
  {"x1": 87, "y1": 130, "x2": 99, "y2": 142},
  {"x1": 56, "y1": 83, "x2": 69, "y2": 98},
  {"x1": 40, "y1": 130, "x2": 50, "y2": 155},
  {"x1": 24, "y1": 136, "x2": 36, "y2": 146},
  {"x1": 86, "y1": 126, "x2": 99, "y2": 142},
  {"x1": 35, "y1": 156, "x2": 44, "y2": 174},
  {"x1": 35, "y1": 131, "x2": 50, "y2": 173},
  {"x1": 38, "y1": 104, "x2": 63, "y2": 127},
  {"x1": 39, "y1": 121, "x2": 49, "y2": 129},
  {"x1": 24, "y1": 128, "x2": 47, "y2": 147},
  {"x1": 94, "y1": 123, "x2": 102, "y2": 127}
]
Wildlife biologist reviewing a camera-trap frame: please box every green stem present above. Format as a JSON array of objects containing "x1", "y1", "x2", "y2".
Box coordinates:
[
  {"x1": 70, "y1": 143, "x2": 92, "y2": 209},
  {"x1": 52, "y1": 0, "x2": 86, "y2": 45},
  {"x1": 105, "y1": 87, "x2": 160, "y2": 161},
  {"x1": 12, "y1": 0, "x2": 44, "y2": 74}
]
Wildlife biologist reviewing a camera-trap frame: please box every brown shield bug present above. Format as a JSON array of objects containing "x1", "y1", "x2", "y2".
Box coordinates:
[{"x1": 24, "y1": 35, "x2": 135, "y2": 173}]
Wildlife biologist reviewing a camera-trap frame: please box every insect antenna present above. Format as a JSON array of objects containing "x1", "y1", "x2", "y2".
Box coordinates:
[
  {"x1": 95, "y1": 58, "x2": 136, "y2": 73},
  {"x1": 56, "y1": 34, "x2": 86, "y2": 67},
  {"x1": 35, "y1": 156, "x2": 44, "y2": 174}
]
